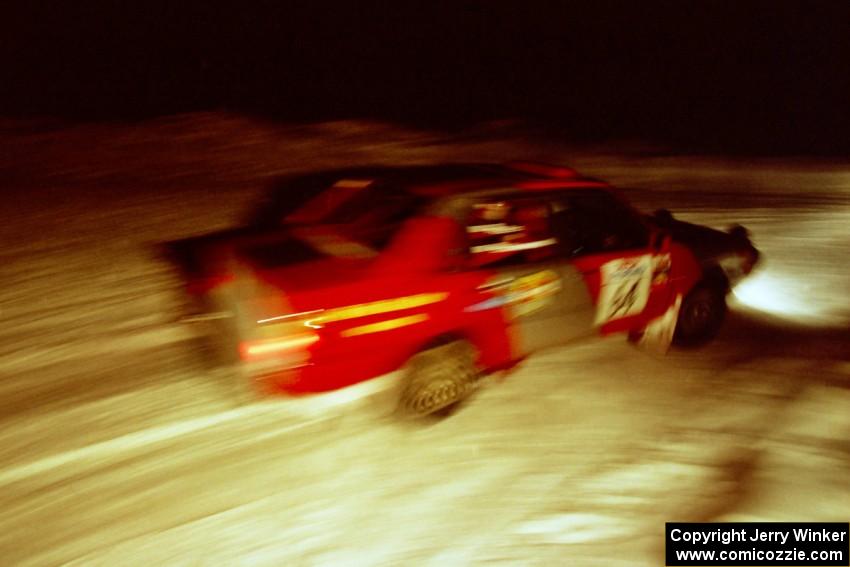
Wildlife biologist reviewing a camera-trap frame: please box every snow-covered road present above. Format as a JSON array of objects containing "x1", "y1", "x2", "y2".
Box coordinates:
[{"x1": 1, "y1": 119, "x2": 847, "y2": 565}]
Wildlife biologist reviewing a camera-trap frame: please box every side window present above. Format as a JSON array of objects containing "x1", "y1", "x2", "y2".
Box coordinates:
[
  {"x1": 465, "y1": 199, "x2": 559, "y2": 268},
  {"x1": 550, "y1": 191, "x2": 649, "y2": 256}
]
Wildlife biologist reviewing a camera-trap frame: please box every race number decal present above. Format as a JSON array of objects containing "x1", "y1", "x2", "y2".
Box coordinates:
[{"x1": 595, "y1": 255, "x2": 652, "y2": 324}]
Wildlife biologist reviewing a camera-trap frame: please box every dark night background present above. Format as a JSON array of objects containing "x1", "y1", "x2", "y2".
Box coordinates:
[{"x1": 3, "y1": 1, "x2": 850, "y2": 154}]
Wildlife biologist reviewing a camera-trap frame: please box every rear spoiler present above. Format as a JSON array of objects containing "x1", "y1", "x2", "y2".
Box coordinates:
[
  {"x1": 158, "y1": 225, "x2": 324, "y2": 288},
  {"x1": 158, "y1": 227, "x2": 252, "y2": 281}
]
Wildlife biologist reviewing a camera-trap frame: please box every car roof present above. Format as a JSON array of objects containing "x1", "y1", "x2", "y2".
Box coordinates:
[{"x1": 276, "y1": 162, "x2": 610, "y2": 198}]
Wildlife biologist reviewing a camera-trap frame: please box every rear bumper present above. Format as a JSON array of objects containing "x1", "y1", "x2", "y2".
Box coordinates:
[{"x1": 244, "y1": 349, "x2": 409, "y2": 395}]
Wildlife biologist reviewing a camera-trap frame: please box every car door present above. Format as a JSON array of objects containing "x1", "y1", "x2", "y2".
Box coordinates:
[
  {"x1": 464, "y1": 197, "x2": 597, "y2": 356},
  {"x1": 549, "y1": 190, "x2": 674, "y2": 336}
]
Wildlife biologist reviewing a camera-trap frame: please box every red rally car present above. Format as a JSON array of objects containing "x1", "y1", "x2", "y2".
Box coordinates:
[{"x1": 164, "y1": 162, "x2": 759, "y2": 414}]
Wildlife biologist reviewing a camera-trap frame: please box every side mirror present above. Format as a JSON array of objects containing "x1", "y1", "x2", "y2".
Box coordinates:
[{"x1": 727, "y1": 224, "x2": 750, "y2": 241}]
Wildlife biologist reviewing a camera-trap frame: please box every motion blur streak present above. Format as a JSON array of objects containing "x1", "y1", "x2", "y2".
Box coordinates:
[
  {"x1": 0, "y1": 117, "x2": 848, "y2": 566},
  {"x1": 0, "y1": 402, "x2": 294, "y2": 488},
  {"x1": 241, "y1": 333, "x2": 319, "y2": 358},
  {"x1": 257, "y1": 309, "x2": 324, "y2": 325}
]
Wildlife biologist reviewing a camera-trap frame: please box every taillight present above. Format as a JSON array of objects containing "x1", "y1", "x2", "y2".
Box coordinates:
[
  {"x1": 239, "y1": 309, "x2": 322, "y2": 372},
  {"x1": 240, "y1": 333, "x2": 318, "y2": 359}
]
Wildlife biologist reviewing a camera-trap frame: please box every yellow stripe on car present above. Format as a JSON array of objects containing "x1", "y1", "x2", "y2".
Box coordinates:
[
  {"x1": 311, "y1": 292, "x2": 448, "y2": 325},
  {"x1": 341, "y1": 314, "x2": 430, "y2": 337}
]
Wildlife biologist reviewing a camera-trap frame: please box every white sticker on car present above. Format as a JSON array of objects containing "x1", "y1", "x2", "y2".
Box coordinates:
[
  {"x1": 638, "y1": 293, "x2": 682, "y2": 354},
  {"x1": 595, "y1": 255, "x2": 652, "y2": 324}
]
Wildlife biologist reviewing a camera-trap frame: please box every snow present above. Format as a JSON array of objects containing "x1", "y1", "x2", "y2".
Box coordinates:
[{"x1": 0, "y1": 115, "x2": 848, "y2": 565}]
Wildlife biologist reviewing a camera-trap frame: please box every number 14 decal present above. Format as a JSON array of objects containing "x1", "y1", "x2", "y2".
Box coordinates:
[{"x1": 595, "y1": 255, "x2": 652, "y2": 324}]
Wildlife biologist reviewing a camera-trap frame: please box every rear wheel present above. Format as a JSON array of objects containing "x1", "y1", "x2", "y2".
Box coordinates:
[
  {"x1": 673, "y1": 284, "x2": 726, "y2": 347},
  {"x1": 400, "y1": 340, "x2": 479, "y2": 416}
]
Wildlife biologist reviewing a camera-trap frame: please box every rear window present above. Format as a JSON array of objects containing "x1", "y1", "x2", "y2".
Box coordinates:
[
  {"x1": 246, "y1": 173, "x2": 340, "y2": 228},
  {"x1": 281, "y1": 178, "x2": 428, "y2": 252}
]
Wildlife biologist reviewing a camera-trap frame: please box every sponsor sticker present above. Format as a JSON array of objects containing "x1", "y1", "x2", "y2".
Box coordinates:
[
  {"x1": 508, "y1": 270, "x2": 562, "y2": 318},
  {"x1": 466, "y1": 270, "x2": 562, "y2": 319}
]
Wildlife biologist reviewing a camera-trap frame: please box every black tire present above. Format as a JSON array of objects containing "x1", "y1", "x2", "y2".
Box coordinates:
[
  {"x1": 400, "y1": 340, "x2": 479, "y2": 416},
  {"x1": 673, "y1": 283, "x2": 727, "y2": 347}
]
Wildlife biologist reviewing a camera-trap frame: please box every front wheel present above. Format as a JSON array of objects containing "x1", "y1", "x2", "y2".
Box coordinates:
[{"x1": 673, "y1": 284, "x2": 727, "y2": 347}]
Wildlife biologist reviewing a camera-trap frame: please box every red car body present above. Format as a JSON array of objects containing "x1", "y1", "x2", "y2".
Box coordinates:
[{"x1": 165, "y1": 162, "x2": 758, "y2": 399}]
